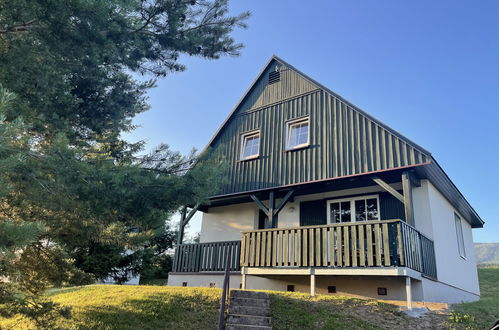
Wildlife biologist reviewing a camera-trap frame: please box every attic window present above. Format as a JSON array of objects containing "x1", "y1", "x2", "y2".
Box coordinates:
[
  {"x1": 268, "y1": 70, "x2": 280, "y2": 84},
  {"x1": 286, "y1": 117, "x2": 309, "y2": 150},
  {"x1": 240, "y1": 130, "x2": 260, "y2": 160}
]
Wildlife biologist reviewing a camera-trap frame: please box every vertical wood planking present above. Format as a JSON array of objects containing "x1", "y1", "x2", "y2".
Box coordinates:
[
  {"x1": 359, "y1": 225, "x2": 365, "y2": 266},
  {"x1": 352, "y1": 226, "x2": 358, "y2": 267},
  {"x1": 367, "y1": 224, "x2": 373, "y2": 266},
  {"x1": 336, "y1": 226, "x2": 343, "y2": 266},
  {"x1": 382, "y1": 223, "x2": 391, "y2": 266},
  {"x1": 255, "y1": 232, "x2": 261, "y2": 267},
  {"x1": 315, "y1": 228, "x2": 321, "y2": 266},
  {"x1": 322, "y1": 228, "x2": 328, "y2": 266},
  {"x1": 343, "y1": 226, "x2": 350, "y2": 267}
]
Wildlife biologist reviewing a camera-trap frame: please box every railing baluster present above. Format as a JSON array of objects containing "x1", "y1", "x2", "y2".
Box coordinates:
[
  {"x1": 284, "y1": 229, "x2": 289, "y2": 266},
  {"x1": 329, "y1": 227, "x2": 335, "y2": 266},
  {"x1": 309, "y1": 229, "x2": 314, "y2": 267},
  {"x1": 359, "y1": 224, "x2": 365, "y2": 267},
  {"x1": 290, "y1": 229, "x2": 295, "y2": 266},
  {"x1": 351, "y1": 225, "x2": 358, "y2": 267},
  {"x1": 344, "y1": 225, "x2": 350, "y2": 267},
  {"x1": 336, "y1": 226, "x2": 343, "y2": 267},
  {"x1": 322, "y1": 227, "x2": 328, "y2": 266},
  {"x1": 255, "y1": 232, "x2": 261, "y2": 267},
  {"x1": 297, "y1": 229, "x2": 302, "y2": 267},
  {"x1": 303, "y1": 228, "x2": 308, "y2": 267},
  {"x1": 315, "y1": 228, "x2": 321, "y2": 266},
  {"x1": 382, "y1": 223, "x2": 390, "y2": 266}
]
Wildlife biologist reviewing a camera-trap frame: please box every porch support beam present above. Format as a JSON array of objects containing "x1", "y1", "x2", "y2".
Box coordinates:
[
  {"x1": 249, "y1": 190, "x2": 294, "y2": 229},
  {"x1": 402, "y1": 171, "x2": 415, "y2": 226},
  {"x1": 274, "y1": 189, "x2": 295, "y2": 216},
  {"x1": 176, "y1": 203, "x2": 200, "y2": 245},
  {"x1": 405, "y1": 276, "x2": 413, "y2": 310},
  {"x1": 371, "y1": 176, "x2": 404, "y2": 203},
  {"x1": 250, "y1": 194, "x2": 270, "y2": 217},
  {"x1": 269, "y1": 191, "x2": 276, "y2": 228}
]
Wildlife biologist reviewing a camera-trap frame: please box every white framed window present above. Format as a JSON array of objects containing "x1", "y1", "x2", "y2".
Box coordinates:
[
  {"x1": 239, "y1": 130, "x2": 260, "y2": 160},
  {"x1": 286, "y1": 117, "x2": 309, "y2": 150},
  {"x1": 454, "y1": 213, "x2": 466, "y2": 258},
  {"x1": 326, "y1": 195, "x2": 380, "y2": 224}
]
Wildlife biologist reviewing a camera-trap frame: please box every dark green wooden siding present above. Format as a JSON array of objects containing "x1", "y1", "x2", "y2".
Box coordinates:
[
  {"x1": 379, "y1": 192, "x2": 405, "y2": 221},
  {"x1": 208, "y1": 58, "x2": 431, "y2": 196},
  {"x1": 299, "y1": 200, "x2": 327, "y2": 226}
]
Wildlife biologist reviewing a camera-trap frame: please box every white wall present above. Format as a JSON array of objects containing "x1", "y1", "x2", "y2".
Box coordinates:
[
  {"x1": 420, "y1": 181, "x2": 480, "y2": 297},
  {"x1": 412, "y1": 180, "x2": 434, "y2": 239},
  {"x1": 200, "y1": 202, "x2": 258, "y2": 242}
]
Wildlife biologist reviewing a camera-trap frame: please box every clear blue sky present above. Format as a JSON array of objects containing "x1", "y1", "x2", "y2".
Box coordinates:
[{"x1": 125, "y1": 0, "x2": 499, "y2": 243}]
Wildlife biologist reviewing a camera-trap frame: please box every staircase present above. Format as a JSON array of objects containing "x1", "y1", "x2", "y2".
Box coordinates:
[{"x1": 225, "y1": 290, "x2": 272, "y2": 330}]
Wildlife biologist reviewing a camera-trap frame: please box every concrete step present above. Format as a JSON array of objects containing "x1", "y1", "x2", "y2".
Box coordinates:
[
  {"x1": 228, "y1": 305, "x2": 271, "y2": 317},
  {"x1": 231, "y1": 290, "x2": 269, "y2": 300},
  {"x1": 227, "y1": 314, "x2": 272, "y2": 327},
  {"x1": 230, "y1": 297, "x2": 270, "y2": 308},
  {"x1": 225, "y1": 324, "x2": 272, "y2": 330}
]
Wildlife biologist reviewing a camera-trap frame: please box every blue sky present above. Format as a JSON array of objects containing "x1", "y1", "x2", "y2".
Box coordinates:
[{"x1": 125, "y1": 1, "x2": 499, "y2": 243}]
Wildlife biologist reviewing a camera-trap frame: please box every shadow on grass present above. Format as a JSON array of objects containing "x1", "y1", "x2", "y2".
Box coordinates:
[{"x1": 64, "y1": 292, "x2": 220, "y2": 330}]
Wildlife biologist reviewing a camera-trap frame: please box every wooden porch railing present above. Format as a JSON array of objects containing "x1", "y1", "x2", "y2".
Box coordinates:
[
  {"x1": 241, "y1": 220, "x2": 437, "y2": 279},
  {"x1": 172, "y1": 240, "x2": 241, "y2": 273}
]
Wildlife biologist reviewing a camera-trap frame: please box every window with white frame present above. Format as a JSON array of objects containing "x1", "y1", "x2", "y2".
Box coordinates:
[
  {"x1": 327, "y1": 195, "x2": 380, "y2": 223},
  {"x1": 286, "y1": 117, "x2": 309, "y2": 150},
  {"x1": 455, "y1": 213, "x2": 466, "y2": 258},
  {"x1": 240, "y1": 131, "x2": 260, "y2": 160}
]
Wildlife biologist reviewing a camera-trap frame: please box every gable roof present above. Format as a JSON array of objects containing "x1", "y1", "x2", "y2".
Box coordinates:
[
  {"x1": 202, "y1": 55, "x2": 430, "y2": 157},
  {"x1": 200, "y1": 55, "x2": 483, "y2": 228}
]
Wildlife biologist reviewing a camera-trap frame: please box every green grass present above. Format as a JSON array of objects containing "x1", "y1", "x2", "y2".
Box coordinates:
[
  {"x1": 268, "y1": 291, "x2": 448, "y2": 330},
  {"x1": 449, "y1": 267, "x2": 499, "y2": 329},
  {"x1": 0, "y1": 285, "x2": 221, "y2": 330},
  {"x1": 1, "y1": 268, "x2": 497, "y2": 329}
]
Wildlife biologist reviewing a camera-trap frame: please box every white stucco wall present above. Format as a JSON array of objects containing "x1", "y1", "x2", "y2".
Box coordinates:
[
  {"x1": 412, "y1": 180, "x2": 434, "y2": 239},
  {"x1": 423, "y1": 181, "x2": 480, "y2": 297},
  {"x1": 199, "y1": 202, "x2": 258, "y2": 242}
]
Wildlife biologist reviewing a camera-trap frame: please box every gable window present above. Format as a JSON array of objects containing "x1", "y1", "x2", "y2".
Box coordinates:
[
  {"x1": 240, "y1": 130, "x2": 260, "y2": 160},
  {"x1": 327, "y1": 195, "x2": 380, "y2": 223},
  {"x1": 286, "y1": 117, "x2": 309, "y2": 150},
  {"x1": 455, "y1": 213, "x2": 466, "y2": 258}
]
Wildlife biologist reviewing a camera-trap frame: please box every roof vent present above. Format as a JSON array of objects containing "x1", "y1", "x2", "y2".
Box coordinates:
[{"x1": 268, "y1": 69, "x2": 280, "y2": 84}]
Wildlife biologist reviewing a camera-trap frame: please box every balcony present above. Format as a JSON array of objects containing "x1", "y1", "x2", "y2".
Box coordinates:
[{"x1": 172, "y1": 219, "x2": 437, "y2": 279}]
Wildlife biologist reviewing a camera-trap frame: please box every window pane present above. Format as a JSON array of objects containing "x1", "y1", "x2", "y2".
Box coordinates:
[
  {"x1": 241, "y1": 134, "x2": 259, "y2": 159},
  {"x1": 340, "y1": 201, "x2": 351, "y2": 222},
  {"x1": 455, "y1": 214, "x2": 466, "y2": 258},
  {"x1": 287, "y1": 120, "x2": 309, "y2": 148},
  {"x1": 366, "y1": 198, "x2": 378, "y2": 220},
  {"x1": 355, "y1": 200, "x2": 366, "y2": 221},
  {"x1": 330, "y1": 202, "x2": 340, "y2": 223}
]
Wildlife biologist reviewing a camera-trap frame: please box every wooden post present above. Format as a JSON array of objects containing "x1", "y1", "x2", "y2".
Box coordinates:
[
  {"x1": 402, "y1": 172, "x2": 414, "y2": 226},
  {"x1": 269, "y1": 191, "x2": 276, "y2": 228},
  {"x1": 176, "y1": 204, "x2": 200, "y2": 245},
  {"x1": 241, "y1": 267, "x2": 246, "y2": 289},
  {"x1": 177, "y1": 206, "x2": 187, "y2": 245},
  {"x1": 405, "y1": 276, "x2": 412, "y2": 310},
  {"x1": 310, "y1": 269, "x2": 316, "y2": 296}
]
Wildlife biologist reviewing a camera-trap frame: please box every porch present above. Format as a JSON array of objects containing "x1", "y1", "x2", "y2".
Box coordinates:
[{"x1": 172, "y1": 219, "x2": 437, "y2": 279}]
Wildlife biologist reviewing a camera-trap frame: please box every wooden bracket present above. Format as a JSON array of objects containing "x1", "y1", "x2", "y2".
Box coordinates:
[{"x1": 371, "y1": 176, "x2": 404, "y2": 203}]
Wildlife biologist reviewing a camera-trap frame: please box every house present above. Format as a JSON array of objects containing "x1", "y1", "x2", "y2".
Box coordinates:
[{"x1": 167, "y1": 55, "x2": 484, "y2": 306}]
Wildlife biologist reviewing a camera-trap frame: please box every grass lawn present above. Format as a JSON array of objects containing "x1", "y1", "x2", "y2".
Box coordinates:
[
  {"x1": 0, "y1": 267, "x2": 497, "y2": 329},
  {"x1": 269, "y1": 292, "x2": 446, "y2": 330},
  {"x1": 0, "y1": 285, "x2": 222, "y2": 330},
  {"x1": 449, "y1": 266, "x2": 499, "y2": 329}
]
